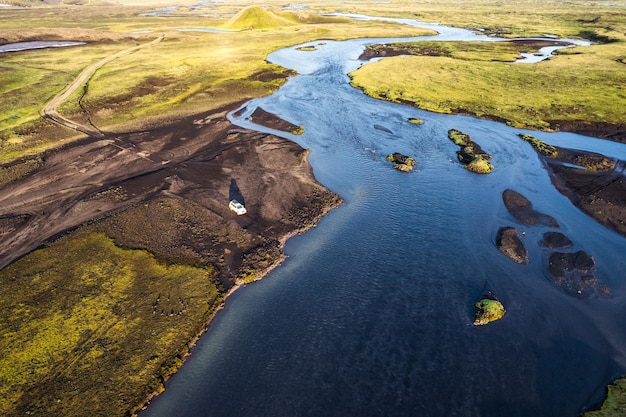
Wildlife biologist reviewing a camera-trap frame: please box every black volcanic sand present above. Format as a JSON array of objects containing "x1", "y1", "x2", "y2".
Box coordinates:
[
  {"x1": 235, "y1": 106, "x2": 302, "y2": 134},
  {"x1": 541, "y1": 147, "x2": 626, "y2": 237},
  {"x1": 0, "y1": 104, "x2": 341, "y2": 286}
]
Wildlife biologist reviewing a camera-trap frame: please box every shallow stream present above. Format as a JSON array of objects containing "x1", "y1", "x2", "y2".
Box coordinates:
[{"x1": 140, "y1": 15, "x2": 626, "y2": 417}]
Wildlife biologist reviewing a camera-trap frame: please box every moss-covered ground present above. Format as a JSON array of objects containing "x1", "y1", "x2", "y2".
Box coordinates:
[
  {"x1": 0, "y1": 230, "x2": 221, "y2": 416},
  {"x1": 347, "y1": 1, "x2": 626, "y2": 136},
  {"x1": 582, "y1": 377, "x2": 626, "y2": 416}
]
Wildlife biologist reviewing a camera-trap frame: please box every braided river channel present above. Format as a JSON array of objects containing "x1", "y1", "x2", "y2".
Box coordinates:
[{"x1": 141, "y1": 15, "x2": 626, "y2": 417}]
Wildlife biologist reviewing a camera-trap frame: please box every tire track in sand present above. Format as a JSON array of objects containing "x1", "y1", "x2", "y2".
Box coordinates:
[{"x1": 43, "y1": 36, "x2": 164, "y2": 137}]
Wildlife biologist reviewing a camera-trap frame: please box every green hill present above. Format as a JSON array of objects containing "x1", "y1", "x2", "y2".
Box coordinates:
[{"x1": 223, "y1": 6, "x2": 296, "y2": 31}]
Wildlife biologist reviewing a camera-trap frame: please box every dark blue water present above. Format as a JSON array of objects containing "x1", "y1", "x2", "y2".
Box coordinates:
[{"x1": 141, "y1": 16, "x2": 626, "y2": 417}]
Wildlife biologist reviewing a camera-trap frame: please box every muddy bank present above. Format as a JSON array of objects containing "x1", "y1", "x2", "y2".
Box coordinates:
[
  {"x1": 546, "y1": 156, "x2": 626, "y2": 237},
  {"x1": 521, "y1": 138, "x2": 626, "y2": 237}
]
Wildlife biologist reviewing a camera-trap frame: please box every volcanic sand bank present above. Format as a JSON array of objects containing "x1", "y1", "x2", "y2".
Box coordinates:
[{"x1": 0, "y1": 103, "x2": 341, "y2": 416}]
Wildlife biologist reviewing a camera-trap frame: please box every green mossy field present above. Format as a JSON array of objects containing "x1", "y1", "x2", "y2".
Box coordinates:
[
  {"x1": 0, "y1": 3, "x2": 429, "y2": 162},
  {"x1": 0, "y1": 230, "x2": 221, "y2": 416},
  {"x1": 348, "y1": 1, "x2": 626, "y2": 136}
]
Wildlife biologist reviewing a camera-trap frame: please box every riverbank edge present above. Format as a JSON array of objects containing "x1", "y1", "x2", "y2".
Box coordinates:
[
  {"x1": 349, "y1": 80, "x2": 626, "y2": 144},
  {"x1": 130, "y1": 179, "x2": 343, "y2": 417}
]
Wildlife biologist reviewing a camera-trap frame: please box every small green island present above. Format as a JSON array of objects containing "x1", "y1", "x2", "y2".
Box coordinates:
[
  {"x1": 386, "y1": 152, "x2": 417, "y2": 172},
  {"x1": 447, "y1": 129, "x2": 494, "y2": 174},
  {"x1": 473, "y1": 295, "x2": 506, "y2": 326}
]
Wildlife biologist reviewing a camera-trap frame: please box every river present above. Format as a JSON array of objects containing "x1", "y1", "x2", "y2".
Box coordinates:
[
  {"x1": 0, "y1": 41, "x2": 85, "y2": 53},
  {"x1": 140, "y1": 15, "x2": 626, "y2": 417}
]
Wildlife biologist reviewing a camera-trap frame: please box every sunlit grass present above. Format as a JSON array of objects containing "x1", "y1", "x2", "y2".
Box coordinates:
[
  {"x1": 0, "y1": 6, "x2": 430, "y2": 161},
  {"x1": 350, "y1": 40, "x2": 626, "y2": 131},
  {"x1": 0, "y1": 230, "x2": 220, "y2": 417}
]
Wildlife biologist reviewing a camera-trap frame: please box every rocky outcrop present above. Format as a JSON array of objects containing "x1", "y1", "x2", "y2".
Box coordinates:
[
  {"x1": 548, "y1": 250, "x2": 607, "y2": 297},
  {"x1": 386, "y1": 153, "x2": 416, "y2": 172},
  {"x1": 539, "y1": 232, "x2": 573, "y2": 249},
  {"x1": 502, "y1": 189, "x2": 559, "y2": 227},
  {"x1": 447, "y1": 129, "x2": 494, "y2": 174},
  {"x1": 473, "y1": 293, "x2": 506, "y2": 326},
  {"x1": 496, "y1": 227, "x2": 528, "y2": 264}
]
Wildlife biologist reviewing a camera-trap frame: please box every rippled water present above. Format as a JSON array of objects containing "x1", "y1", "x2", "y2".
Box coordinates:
[{"x1": 141, "y1": 16, "x2": 626, "y2": 417}]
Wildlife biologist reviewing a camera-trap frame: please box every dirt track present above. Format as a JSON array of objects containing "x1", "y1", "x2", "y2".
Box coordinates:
[
  {"x1": 0, "y1": 105, "x2": 341, "y2": 284},
  {"x1": 42, "y1": 36, "x2": 164, "y2": 137}
]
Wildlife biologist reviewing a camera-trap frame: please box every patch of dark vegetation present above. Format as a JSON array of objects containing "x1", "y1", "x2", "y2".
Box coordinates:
[
  {"x1": 447, "y1": 129, "x2": 494, "y2": 174},
  {"x1": 472, "y1": 26, "x2": 513, "y2": 37},
  {"x1": 247, "y1": 67, "x2": 295, "y2": 83},
  {"x1": 0, "y1": 154, "x2": 44, "y2": 187},
  {"x1": 578, "y1": 30, "x2": 619, "y2": 44},
  {"x1": 359, "y1": 42, "x2": 452, "y2": 60}
]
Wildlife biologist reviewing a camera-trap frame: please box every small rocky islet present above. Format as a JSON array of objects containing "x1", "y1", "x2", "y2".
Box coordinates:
[
  {"x1": 386, "y1": 152, "x2": 416, "y2": 172},
  {"x1": 473, "y1": 293, "x2": 506, "y2": 326},
  {"x1": 447, "y1": 129, "x2": 494, "y2": 174}
]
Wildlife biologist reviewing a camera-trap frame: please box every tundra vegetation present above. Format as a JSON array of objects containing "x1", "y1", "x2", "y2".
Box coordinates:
[
  {"x1": 347, "y1": 0, "x2": 626, "y2": 140},
  {"x1": 0, "y1": 0, "x2": 429, "y2": 163},
  {"x1": 1, "y1": 0, "x2": 624, "y2": 416}
]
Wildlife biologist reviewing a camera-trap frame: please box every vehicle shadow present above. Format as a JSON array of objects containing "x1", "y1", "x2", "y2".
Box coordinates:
[{"x1": 229, "y1": 178, "x2": 245, "y2": 205}]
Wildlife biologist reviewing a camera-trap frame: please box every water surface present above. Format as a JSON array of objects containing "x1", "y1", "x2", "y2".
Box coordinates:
[
  {"x1": 141, "y1": 15, "x2": 626, "y2": 417},
  {"x1": 0, "y1": 41, "x2": 85, "y2": 53}
]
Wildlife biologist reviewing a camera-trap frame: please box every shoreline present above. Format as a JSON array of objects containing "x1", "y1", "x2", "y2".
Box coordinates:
[
  {"x1": 0, "y1": 101, "x2": 342, "y2": 417},
  {"x1": 132, "y1": 194, "x2": 342, "y2": 416}
]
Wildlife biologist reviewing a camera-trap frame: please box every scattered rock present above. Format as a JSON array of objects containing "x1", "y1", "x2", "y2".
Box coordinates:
[
  {"x1": 539, "y1": 232, "x2": 573, "y2": 249},
  {"x1": 408, "y1": 118, "x2": 423, "y2": 125},
  {"x1": 473, "y1": 293, "x2": 506, "y2": 326},
  {"x1": 496, "y1": 226, "x2": 528, "y2": 264},
  {"x1": 502, "y1": 189, "x2": 559, "y2": 227},
  {"x1": 447, "y1": 129, "x2": 494, "y2": 174},
  {"x1": 386, "y1": 153, "x2": 416, "y2": 172}
]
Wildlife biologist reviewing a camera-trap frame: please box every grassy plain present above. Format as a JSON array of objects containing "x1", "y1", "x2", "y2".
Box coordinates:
[
  {"x1": 0, "y1": 230, "x2": 220, "y2": 416},
  {"x1": 0, "y1": 3, "x2": 429, "y2": 162},
  {"x1": 346, "y1": 0, "x2": 626, "y2": 138}
]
